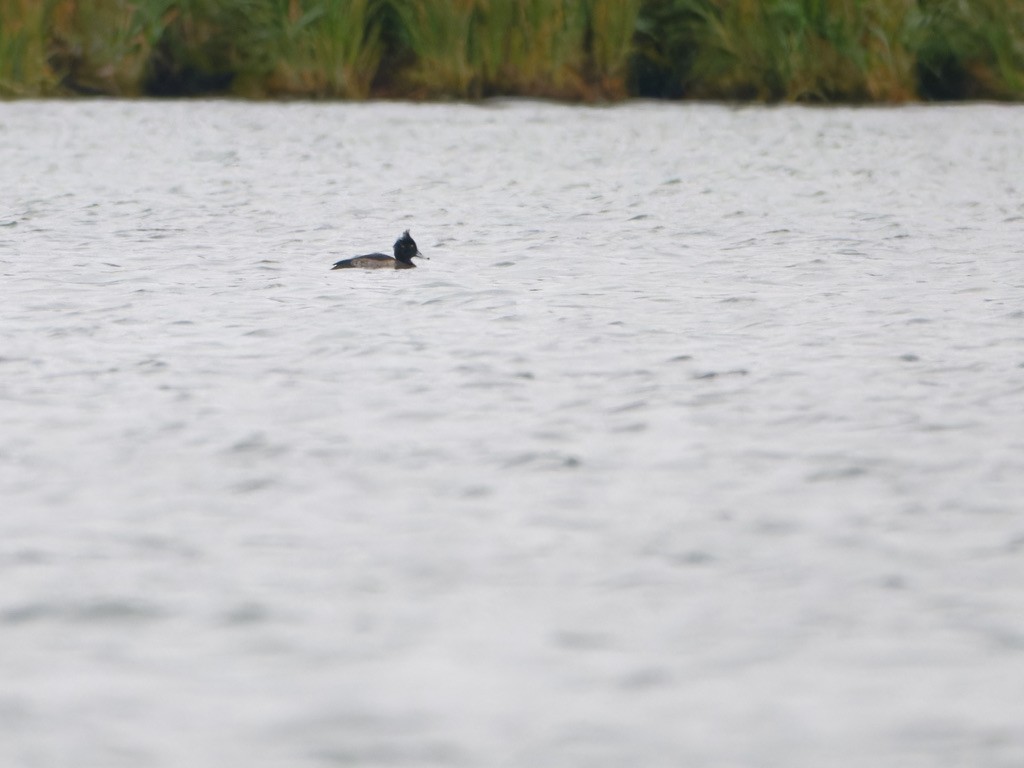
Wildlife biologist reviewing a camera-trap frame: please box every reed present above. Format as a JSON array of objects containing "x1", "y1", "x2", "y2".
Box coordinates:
[
  {"x1": 859, "y1": 0, "x2": 917, "y2": 101},
  {"x1": 636, "y1": 0, "x2": 1021, "y2": 101},
  {"x1": 389, "y1": 0, "x2": 476, "y2": 96},
  {"x1": 911, "y1": 0, "x2": 1024, "y2": 99},
  {"x1": 0, "y1": 0, "x2": 1021, "y2": 101},
  {"x1": 390, "y1": 0, "x2": 637, "y2": 100},
  {"x1": 142, "y1": 0, "x2": 241, "y2": 95},
  {"x1": 667, "y1": 0, "x2": 913, "y2": 101},
  {"x1": 229, "y1": 0, "x2": 385, "y2": 98},
  {"x1": 491, "y1": 0, "x2": 588, "y2": 97},
  {"x1": 587, "y1": 0, "x2": 641, "y2": 97},
  {"x1": 47, "y1": 0, "x2": 175, "y2": 96},
  {"x1": 0, "y1": 0, "x2": 57, "y2": 96}
]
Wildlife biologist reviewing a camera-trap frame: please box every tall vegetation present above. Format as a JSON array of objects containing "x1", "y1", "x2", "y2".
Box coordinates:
[
  {"x1": 632, "y1": 0, "x2": 1024, "y2": 100},
  {"x1": 47, "y1": 0, "x2": 175, "y2": 96},
  {"x1": 635, "y1": 0, "x2": 919, "y2": 101},
  {"x1": 0, "y1": 0, "x2": 55, "y2": 96},
  {"x1": 389, "y1": 0, "x2": 637, "y2": 98},
  {"x1": 230, "y1": 0, "x2": 385, "y2": 98},
  {"x1": 0, "y1": 0, "x2": 1021, "y2": 101},
  {"x1": 911, "y1": 0, "x2": 1024, "y2": 99}
]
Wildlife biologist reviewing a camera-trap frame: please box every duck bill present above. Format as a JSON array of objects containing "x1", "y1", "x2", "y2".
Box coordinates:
[{"x1": 414, "y1": 251, "x2": 429, "y2": 260}]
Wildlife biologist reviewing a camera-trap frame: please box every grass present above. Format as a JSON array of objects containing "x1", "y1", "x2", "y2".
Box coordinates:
[{"x1": 0, "y1": 0, "x2": 1021, "y2": 101}]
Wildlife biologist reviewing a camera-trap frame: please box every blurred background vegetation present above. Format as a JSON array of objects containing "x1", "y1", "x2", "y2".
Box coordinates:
[{"x1": 1, "y1": 0, "x2": 1022, "y2": 100}]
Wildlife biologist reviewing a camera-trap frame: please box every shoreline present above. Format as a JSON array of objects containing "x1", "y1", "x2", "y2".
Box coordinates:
[{"x1": 2, "y1": 94, "x2": 1022, "y2": 108}]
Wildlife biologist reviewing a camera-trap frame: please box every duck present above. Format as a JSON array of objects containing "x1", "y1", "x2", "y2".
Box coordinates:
[{"x1": 330, "y1": 230, "x2": 425, "y2": 270}]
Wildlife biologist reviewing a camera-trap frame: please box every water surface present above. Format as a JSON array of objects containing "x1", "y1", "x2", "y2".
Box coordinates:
[{"x1": 2, "y1": 100, "x2": 1024, "y2": 767}]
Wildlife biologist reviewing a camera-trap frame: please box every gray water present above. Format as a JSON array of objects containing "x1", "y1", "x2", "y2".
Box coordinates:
[{"x1": 2, "y1": 100, "x2": 1023, "y2": 767}]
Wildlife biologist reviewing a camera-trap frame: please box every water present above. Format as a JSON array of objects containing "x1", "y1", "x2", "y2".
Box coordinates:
[{"x1": 2, "y1": 99, "x2": 1023, "y2": 767}]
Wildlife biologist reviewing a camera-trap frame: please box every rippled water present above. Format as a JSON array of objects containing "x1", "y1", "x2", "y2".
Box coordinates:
[{"x1": 2, "y1": 99, "x2": 1024, "y2": 766}]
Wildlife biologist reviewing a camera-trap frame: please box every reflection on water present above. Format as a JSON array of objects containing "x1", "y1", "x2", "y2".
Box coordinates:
[{"x1": 2, "y1": 100, "x2": 1024, "y2": 767}]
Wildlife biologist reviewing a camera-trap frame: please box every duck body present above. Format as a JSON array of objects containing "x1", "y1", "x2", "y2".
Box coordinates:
[
  {"x1": 332, "y1": 253, "x2": 415, "y2": 270},
  {"x1": 331, "y1": 230, "x2": 424, "y2": 270}
]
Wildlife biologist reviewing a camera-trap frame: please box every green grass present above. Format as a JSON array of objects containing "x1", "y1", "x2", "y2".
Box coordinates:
[{"x1": 0, "y1": 0, "x2": 1021, "y2": 101}]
